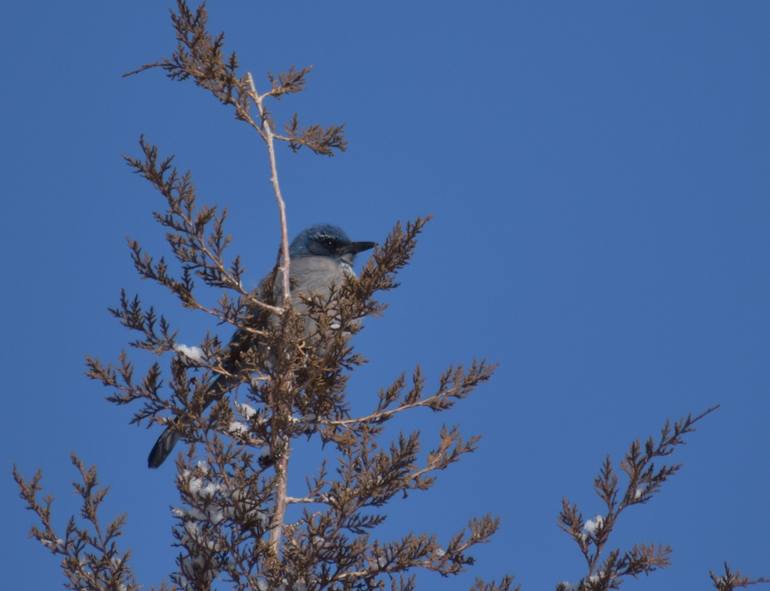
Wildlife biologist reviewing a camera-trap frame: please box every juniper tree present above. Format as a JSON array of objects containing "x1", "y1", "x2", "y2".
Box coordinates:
[{"x1": 12, "y1": 2, "x2": 767, "y2": 590}]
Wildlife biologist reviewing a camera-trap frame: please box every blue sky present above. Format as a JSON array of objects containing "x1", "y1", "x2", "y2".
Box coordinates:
[{"x1": 2, "y1": 1, "x2": 769, "y2": 589}]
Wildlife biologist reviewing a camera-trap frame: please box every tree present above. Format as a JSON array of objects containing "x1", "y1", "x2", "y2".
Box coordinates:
[{"x1": 12, "y1": 2, "x2": 767, "y2": 590}]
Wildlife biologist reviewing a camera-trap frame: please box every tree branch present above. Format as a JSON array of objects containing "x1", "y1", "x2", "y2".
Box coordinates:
[{"x1": 246, "y1": 72, "x2": 291, "y2": 308}]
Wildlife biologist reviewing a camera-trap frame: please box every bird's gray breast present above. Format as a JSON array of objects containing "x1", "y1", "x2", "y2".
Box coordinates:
[{"x1": 273, "y1": 256, "x2": 351, "y2": 337}]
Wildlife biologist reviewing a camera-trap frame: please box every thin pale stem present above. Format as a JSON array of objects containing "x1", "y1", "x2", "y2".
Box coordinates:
[
  {"x1": 246, "y1": 72, "x2": 291, "y2": 308},
  {"x1": 321, "y1": 397, "x2": 442, "y2": 427},
  {"x1": 286, "y1": 495, "x2": 326, "y2": 504},
  {"x1": 268, "y1": 439, "x2": 290, "y2": 555},
  {"x1": 245, "y1": 72, "x2": 294, "y2": 557}
]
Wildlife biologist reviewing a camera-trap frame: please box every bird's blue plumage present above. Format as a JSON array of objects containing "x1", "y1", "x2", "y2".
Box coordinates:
[{"x1": 289, "y1": 224, "x2": 354, "y2": 257}]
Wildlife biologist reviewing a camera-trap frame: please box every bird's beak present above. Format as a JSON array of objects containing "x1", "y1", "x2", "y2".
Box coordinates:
[{"x1": 339, "y1": 241, "x2": 376, "y2": 255}]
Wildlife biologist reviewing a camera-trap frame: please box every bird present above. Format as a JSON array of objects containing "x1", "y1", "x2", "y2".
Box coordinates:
[{"x1": 147, "y1": 224, "x2": 376, "y2": 468}]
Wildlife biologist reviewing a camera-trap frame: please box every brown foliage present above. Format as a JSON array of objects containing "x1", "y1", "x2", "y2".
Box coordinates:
[
  {"x1": 709, "y1": 564, "x2": 770, "y2": 591},
  {"x1": 13, "y1": 456, "x2": 139, "y2": 591},
  {"x1": 554, "y1": 406, "x2": 767, "y2": 591}
]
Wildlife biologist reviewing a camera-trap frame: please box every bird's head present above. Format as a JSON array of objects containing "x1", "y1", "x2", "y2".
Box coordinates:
[{"x1": 289, "y1": 224, "x2": 376, "y2": 264}]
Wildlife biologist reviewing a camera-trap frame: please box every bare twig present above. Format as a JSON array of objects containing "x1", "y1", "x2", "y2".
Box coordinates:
[
  {"x1": 268, "y1": 442, "x2": 291, "y2": 556},
  {"x1": 246, "y1": 72, "x2": 291, "y2": 307}
]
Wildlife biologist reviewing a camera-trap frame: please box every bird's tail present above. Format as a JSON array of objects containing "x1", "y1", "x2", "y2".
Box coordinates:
[
  {"x1": 147, "y1": 376, "x2": 232, "y2": 469},
  {"x1": 147, "y1": 426, "x2": 181, "y2": 469}
]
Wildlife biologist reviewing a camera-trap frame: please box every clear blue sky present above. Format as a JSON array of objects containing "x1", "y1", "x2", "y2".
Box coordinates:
[{"x1": 2, "y1": 1, "x2": 769, "y2": 589}]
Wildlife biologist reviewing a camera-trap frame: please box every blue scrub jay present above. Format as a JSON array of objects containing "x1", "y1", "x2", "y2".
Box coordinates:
[{"x1": 147, "y1": 224, "x2": 375, "y2": 468}]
